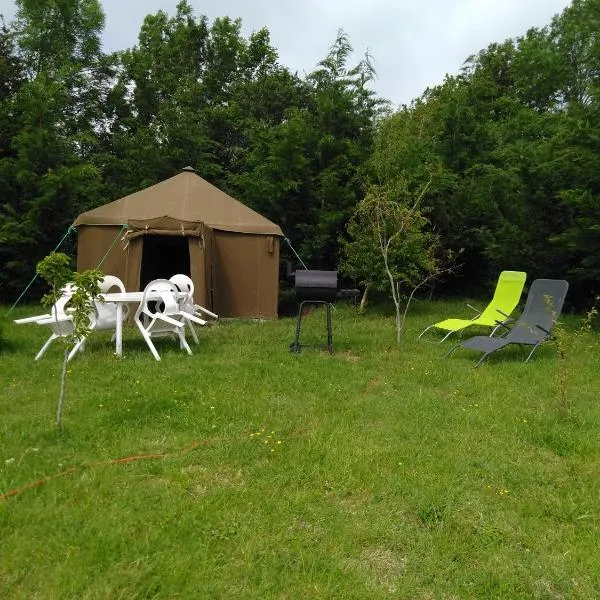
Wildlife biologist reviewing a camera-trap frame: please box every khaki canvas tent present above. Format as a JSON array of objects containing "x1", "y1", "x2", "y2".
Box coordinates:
[{"x1": 73, "y1": 167, "x2": 283, "y2": 318}]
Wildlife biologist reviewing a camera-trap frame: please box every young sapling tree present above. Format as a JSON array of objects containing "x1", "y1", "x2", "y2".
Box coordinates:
[{"x1": 36, "y1": 252, "x2": 103, "y2": 430}]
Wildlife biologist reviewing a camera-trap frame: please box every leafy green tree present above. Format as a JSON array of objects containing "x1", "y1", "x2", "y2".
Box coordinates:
[
  {"x1": 366, "y1": 0, "x2": 599, "y2": 305},
  {"x1": 0, "y1": 19, "x2": 26, "y2": 277},
  {"x1": 101, "y1": 1, "x2": 302, "y2": 201},
  {"x1": 340, "y1": 182, "x2": 439, "y2": 298},
  {"x1": 235, "y1": 31, "x2": 388, "y2": 269},
  {"x1": 0, "y1": 0, "x2": 108, "y2": 302},
  {"x1": 341, "y1": 179, "x2": 455, "y2": 341}
]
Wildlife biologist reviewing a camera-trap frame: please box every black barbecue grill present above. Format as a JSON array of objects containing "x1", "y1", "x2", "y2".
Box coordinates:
[
  {"x1": 289, "y1": 270, "x2": 359, "y2": 353},
  {"x1": 294, "y1": 270, "x2": 339, "y2": 301}
]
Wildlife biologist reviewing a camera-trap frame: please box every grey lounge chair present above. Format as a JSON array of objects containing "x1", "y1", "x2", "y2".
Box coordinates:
[{"x1": 446, "y1": 279, "x2": 569, "y2": 367}]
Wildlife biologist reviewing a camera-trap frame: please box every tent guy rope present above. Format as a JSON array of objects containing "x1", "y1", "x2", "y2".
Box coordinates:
[
  {"x1": 95, "y1": 223, "x2": 128, "y2": 269},
  {"x1": 283, "y1": 236, "x2": 308, "y2": 270},
  {"x1": 8, "y1": 224, "x2": 129, "y2": 313},
  {"x1": 8, "y1": 226, "x2": 76, "y2": 313}
]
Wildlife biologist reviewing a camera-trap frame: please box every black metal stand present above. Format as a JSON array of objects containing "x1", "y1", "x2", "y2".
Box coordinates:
[{"x1": 289, "y1": 300, "x2": 333, "y2": 354}]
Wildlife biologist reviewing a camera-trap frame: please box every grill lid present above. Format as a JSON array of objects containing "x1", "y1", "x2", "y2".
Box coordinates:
[
  {"x1": 294, "y1": 270, "x2": 338, "y2": 289},
  {"x1": 294, "y1": 270, "x2": 338, "y2": 301}
]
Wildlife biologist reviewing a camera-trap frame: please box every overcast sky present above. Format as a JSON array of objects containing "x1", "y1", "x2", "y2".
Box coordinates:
[{"x1": 1, "y1": 0, "x2": 572, "y2": 106}]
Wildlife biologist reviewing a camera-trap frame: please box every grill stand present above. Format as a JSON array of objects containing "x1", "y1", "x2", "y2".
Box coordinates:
[{"x1": 289, "y1": 300, "x2": 333, "y2": 354}]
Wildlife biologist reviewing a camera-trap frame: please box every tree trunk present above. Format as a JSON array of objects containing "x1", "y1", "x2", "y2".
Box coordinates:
[
  {"x1": 395, "y1": 282, "x2": 402, "y2": 344},
  {"x1": 359, "y1": 285, "x2": 369, "y2": 312},
  {"x1": 56, "y1": 347, "x2": 69, "y2": 431}
]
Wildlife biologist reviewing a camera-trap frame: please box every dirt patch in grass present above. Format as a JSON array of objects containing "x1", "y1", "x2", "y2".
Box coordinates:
[
  {"x1": 181, "y1": 464, "x2": 245, "y2": 498},
  {"x1": 343, "y1": 546, "x2": 407, "y2": 593}
]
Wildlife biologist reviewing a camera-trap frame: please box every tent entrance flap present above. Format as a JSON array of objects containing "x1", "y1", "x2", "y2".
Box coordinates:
[{"x1": 140, "y1": 235, "x2": 191, "y2": 289}]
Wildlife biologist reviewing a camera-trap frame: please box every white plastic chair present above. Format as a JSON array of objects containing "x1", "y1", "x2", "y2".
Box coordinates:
[
  {"x1": 26, "y1": 284, "x2": 81, "y2": 362},
  {"x1": 67, "y1": 275, "x2": 129, "y2": 357},
  {"x1": 99, "y1": 275, "x2": 126, "y2": 294},
  {"x1": 13, "y1": 283, "x2": 76, "y2": 327},
  {"x1": 96, "y1": 275, "x2": 129, "y2": 326},
  {"x1": 134, "y1": 279, "x2": 192, "y2": 361},
  {"x1": 169, "y1": 274, "x2": 218, "y2": 344}
]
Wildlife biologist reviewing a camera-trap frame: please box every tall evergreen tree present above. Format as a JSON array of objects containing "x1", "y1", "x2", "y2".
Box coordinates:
[{"x1": 234, "y1": 31, "x2": 388, "y2": 269}]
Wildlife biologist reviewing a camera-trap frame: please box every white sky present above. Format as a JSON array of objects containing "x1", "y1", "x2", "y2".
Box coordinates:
[{"x1": 0, "y1": 0, "x2": 572, "y2": 106}]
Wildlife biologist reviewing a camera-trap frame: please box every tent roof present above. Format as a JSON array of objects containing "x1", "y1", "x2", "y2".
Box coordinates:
[{"x1": 73, "y1": 168, "x2": 283, "y2": 236}]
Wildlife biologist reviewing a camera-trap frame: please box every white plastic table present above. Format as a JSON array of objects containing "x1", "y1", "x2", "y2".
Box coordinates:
[{"x1": 101, "y1": 291, "x2": 185, "y2": 357}]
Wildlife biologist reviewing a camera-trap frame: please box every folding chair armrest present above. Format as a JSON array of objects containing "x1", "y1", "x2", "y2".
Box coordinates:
[
  {"x1": 37, "y1": 314, "x2": 74, "y2": 325},
  {"x1": 14, "y1": 314, "x2": 51, "y2": 324},
  {"x1": 535, "y1": 323, "x2": 551, "y2": 336},
  {"x1": 466, "y1": 303, "x2": 481, "y2": 316}
]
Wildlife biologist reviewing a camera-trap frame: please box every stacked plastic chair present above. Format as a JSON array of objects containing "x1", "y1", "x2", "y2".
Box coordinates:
[{"x1": 169, "y1": 274, "x2": 218, "y2": 344}]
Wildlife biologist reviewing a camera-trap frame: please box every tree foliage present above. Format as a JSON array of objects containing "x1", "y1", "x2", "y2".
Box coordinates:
[
  {"x1": 1, "y1": 0, "x2": 107, "y2": 300},
  {"x1": 369, "y1": 0, "x2": 600, "y2": 305},
  {"x1": 340, "y1": 181, "x2": 440, "y2": 293},
  {"x1": 1, "y1": 0, "x2": 600, "y2": 309}
]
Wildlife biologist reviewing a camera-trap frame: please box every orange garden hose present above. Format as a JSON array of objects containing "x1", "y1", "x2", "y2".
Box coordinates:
[{"x1": 1, "y1": 438, "x2": 216, "y2": 501}]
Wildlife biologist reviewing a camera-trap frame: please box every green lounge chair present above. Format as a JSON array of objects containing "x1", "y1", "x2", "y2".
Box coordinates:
[{"x1": 419, "y1": 270, "x2": 527, "y2": 342}]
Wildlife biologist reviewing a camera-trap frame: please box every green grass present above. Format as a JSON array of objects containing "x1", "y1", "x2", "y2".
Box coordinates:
[{"x1": 1, "y1": 299, "x2": 599, "y2": 599}]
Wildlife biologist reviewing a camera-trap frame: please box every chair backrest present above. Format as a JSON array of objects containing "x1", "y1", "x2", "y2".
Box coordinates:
[
  {"x1": 169, "y1": 274, "x2": 194, "y2": 295},
  {"x1": 508, "y1": 279, "x2": 569, "y2": 343},
  {"x1": 137, "y1": 279, "x2": 180, "y2": 320},
  {"x1": 50, "y1": 283, "x2": 77, "y2": 320},
  {"x1": 477, "y1": 271, "x2": 527, "y2": 323},
  {"x1": 169, "y1": 274, "x2": 195, "y2": 313},
  {"x1": 99, "y1": 275, "x2": 126, "y2": 293},
  {"x1": 90, "y1": 276, "x2": 128, "y2": 329}
]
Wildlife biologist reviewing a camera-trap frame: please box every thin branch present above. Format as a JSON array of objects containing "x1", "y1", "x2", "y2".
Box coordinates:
[{"x1": 399, "y1": 264, "x2": 457, "y2": 331}]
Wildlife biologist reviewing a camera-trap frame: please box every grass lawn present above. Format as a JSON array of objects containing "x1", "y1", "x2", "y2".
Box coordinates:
[{"x1": 1, "y1": 299, "x2": 599, "y2": 599}]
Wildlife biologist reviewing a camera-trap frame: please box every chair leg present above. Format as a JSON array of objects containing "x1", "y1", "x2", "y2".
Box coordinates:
[
  {"x1": 490, "y1": 324, "x2": 503, "y2": 336},
  {"x1": 440, "y1": 330, "x2": 456, "y2": 342},
  {"x1": 524, "y1": 342, "x2": 542, "y2": 364},
  {"x1": 145, "y1": 334, "x2": 161, "y2": 361},
  {"x1": 419, "y1": 325, "x2": 455, "y2": 343},
  {"x1": 418, "y1": 325, "x2": 434, "y2": 340},
  {"x1": 187, "y1": 321, "x2": 199, "y2": 344},
  {"x1": 445, "y1": 344, "x2": 461, "y2": 358},
  {"x1": 67, "y1": 338, "x2": 86, "y2": 362},
  {"x1": 35, "y1": 334, "x2": 58, "y2": 361},
  {"x1": 177, "y1": 330, "x2": 193, "y2": 355},
  {"x1": 136, "y1": 322, "x2": 161, "y2": 361},
  {"x1": 474, "y1": 352, "x2": 491, "y2": 368}
]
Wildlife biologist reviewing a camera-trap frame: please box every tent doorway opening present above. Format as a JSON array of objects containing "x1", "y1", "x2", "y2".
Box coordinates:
[{"x1": 140, "y1": 235, "x2": 190, "y2": 289}]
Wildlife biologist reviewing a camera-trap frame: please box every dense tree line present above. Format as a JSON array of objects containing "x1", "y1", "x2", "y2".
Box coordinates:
[
  {"x1": 363, "y1": 0, "x2": 600, "y2": 305},
  {"x1": 1, "y1": 0, "x2": 599, "y2": 306},
  {"x1": 0, "y1": 0, "x2": 385, "y2": 301}
]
